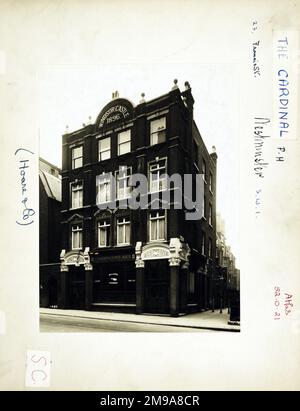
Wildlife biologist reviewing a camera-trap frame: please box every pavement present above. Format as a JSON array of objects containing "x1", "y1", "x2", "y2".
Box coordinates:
[{"x1": 40, "y1": 307, "x2": 240, "y2": 332}]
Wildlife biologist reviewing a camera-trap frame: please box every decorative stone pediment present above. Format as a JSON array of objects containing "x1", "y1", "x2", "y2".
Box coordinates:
[
  {"x1": 135, "y1": 238, "x2": 191, "y2": 268},
  {"x1": 141, "y1": 243, "x2": 170, "y2": 261},
  {"x1": 60, "y1": 248, "x2": 92, "y2": 271}
]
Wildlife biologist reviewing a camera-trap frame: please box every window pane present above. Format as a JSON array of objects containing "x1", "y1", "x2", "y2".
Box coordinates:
[
  {"x1": 99, "y1": 227, "x2": 106, "y2": 246},
  {"x1": 99, "y1": 138, "x2": 111, "y2": 161},
  {"x1": 72, "y1": 227, "x2": 82, "y2": 249},
  {"x1": 100, "y1": 137, "x2": 110, "y2": 151},
  {"x1": 118, "y1": 130, "x2": 131, "y2": 144},
  {"x1": 159, "y1": 175, "x2": 167, "y2": 191},
  {"x1": 97, "y1": 177, "x2": 110, "y2": 203},
  {"x1": 100, "y1": 150, "x2": 110, "y2": 161},
  {"x1": 119, "y1": 141, "x2": 131, "y2": 155},
  {"x1": 157, "y1": 130, "x2": 166, "y2": 144},
  {"x1": 72, "y1": 232, "x2": 77, "y2": 249},
  {"x1": 158, "y1": 219, "x2": 165, "y2": 239},
  {"x1": 150, "y1": 220, "x2": 157, "y2": 241},
  {"x1": 117, "y1": 224, "x2": 122, "y2": 244},
  {"x1": 74, "y1": 157, "x2": 83, "y2": 168},
  {"x1": 72, "y1": 146, "x2": 82, "y2": 158},
  {"x1": 125, "y1": 223, "x2": 130, "y2": 244},
  {"x1": 150, "y1": 118, "x2": 166, "y2": 133}
]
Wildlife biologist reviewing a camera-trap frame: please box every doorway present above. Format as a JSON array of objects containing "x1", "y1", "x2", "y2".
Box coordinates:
[{"x1": 144, "y1": 260, "x2": 169, "y2": 314}]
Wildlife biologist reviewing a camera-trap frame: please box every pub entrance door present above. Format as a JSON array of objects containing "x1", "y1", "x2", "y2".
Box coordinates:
[
  {"x1": 144, "y1": 260, "x2": 169, "y2": 314},
  {"x1": 69, "y1": 266, "x2": 85, "y2": 309}
]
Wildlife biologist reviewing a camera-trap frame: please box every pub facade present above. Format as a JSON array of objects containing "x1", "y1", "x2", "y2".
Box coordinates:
[{"x1": 59, "y1": 80, "x2": 217, "y2": 316}]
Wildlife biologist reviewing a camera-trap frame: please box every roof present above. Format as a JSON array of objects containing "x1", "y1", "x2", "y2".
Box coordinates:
[
  {"x1": 39, "y1": 157, "x2": 61, "y2": 174},
  {"x1": 39, "y1": 169, "x2": 62, "y2": 202}
]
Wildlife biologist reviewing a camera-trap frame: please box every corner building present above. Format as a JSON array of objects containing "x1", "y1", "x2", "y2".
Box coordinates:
[{"x1": 60, "y1": 81, "x2": 217, "y2": 316}]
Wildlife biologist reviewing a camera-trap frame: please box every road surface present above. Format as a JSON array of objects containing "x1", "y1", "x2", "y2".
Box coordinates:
[{"x1": 40, "y1": 313, "x2": 211, "y2": 333}]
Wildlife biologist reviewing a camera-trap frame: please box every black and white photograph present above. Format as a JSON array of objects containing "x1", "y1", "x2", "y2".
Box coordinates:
[
  {"x1": 39, "y1": 71, "x2": 241, "y2": 333},
  {"x1": 1, "y1": 0, "x2": 300, "y2": 393}
]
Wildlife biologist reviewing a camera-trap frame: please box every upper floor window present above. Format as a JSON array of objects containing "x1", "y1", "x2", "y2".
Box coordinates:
[
  {"x1": 203, "y1": 195, "x2": 207, "y2": 219},
  {"x1": 150, "y1": 117, "x2": 166, "y2": 145},
  {"x1": 98, "y1": 219, "x2": 110, "y2": 247},
  {"x1": 118, "y1": 129, "x2": 131, "y2": 156},
  {"x1": 209, "y1": 172, "x2": 213, "y2": 192},
  {"x1": 72, "y1": 146, "x2": 83, "y2": 169},
  {"x1": 193, "y1": 139, "x2": 199, "y2": 167},
  {"x1": 117, "y1": 216, "x2": 130, "y2": 246},
  {"x1": 71, "y1": 181, "x2": 83, "y2": 209},
  {"x1": 116, "y1": 166, "x2": 132, "y2": 200},
  {"x1": 149, "y1": 210, "x2": 166, "y2": 241},
  {"x1": 202, "y1": 158, "x2": 206, "y2": 181},
  {"x1": 149, "y1": 159, "x2": 167, "y2": 192},
  {"x1": 208, "y1": 238, "x2": 212, "y2": 258},
  {"x1": 98, "y1": 137, "x2": 111, "y2": 161},
  {"x1": 96, "y1": 173, "x2": 111, "y2": 204},
  {"x1": 72, "y1": 223, "x2": 82, "y2": 250},
  {"x1": 201, "y1": 230, "x2": 205, "y2": 255},
  {"x1": 209, "y1": 203, "x2": 212, "y2": 225}
]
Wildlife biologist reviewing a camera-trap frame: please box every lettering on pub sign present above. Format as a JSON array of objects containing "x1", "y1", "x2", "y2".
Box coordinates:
[{"x1": 98, "y1": 99, "x2": 134, "y2": 129}]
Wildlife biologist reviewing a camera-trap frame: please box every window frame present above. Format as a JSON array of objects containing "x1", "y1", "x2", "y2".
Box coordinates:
[
  {"x1": 209, "y1": 172, "x2": 213, "y2": 192},
  {"x1": 98, "y1": 137, "x2": 111, "y2": 162},
  {"x1": 97, "y1": 219, "x2": 111, "y2": 248},
  {"x1": 71, "y1": 145, "x2": 83, "y2": 169},
  {"x1": 208, "y1": 238, "x2": 213, "y2": 258},
  {"x1": 70, "y1": 180, "x2": 83, "y2": 209},
  {"x1": 150, "y1": 117, "x2": 166, "y2": 146},
  {"x1": 115, "y1": 166, "x2": 132, "y2": 200},
  {"x1": 71, "y1": 223, "x2": 83, "y2": 250},
  {"x1": 193, "y1": 139, "x2": 199, "y2": 167},
  {"x1": 209, "y1": 203, "x2": 213, "y2": 225},
  {"x1": 149, "y1": 209, "x2": 167, "y2": 242},
  {"x1": 96, "y1": 172, "x2": 112, "y2": 204},
  {"x1": 202, "y1": 158, "x2": 207, "y2": 182},
  {"x1": 117, "y1": 129, "x2": 131, "y2": 156},
  {"x1": 148, "y1": 157, "x2": 168, "y2": 193},
  {"x1": 116, "y1": 216, "x2": 131, "y2": 246}
]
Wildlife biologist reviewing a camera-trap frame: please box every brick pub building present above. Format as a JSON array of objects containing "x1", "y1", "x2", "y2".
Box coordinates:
[{"x1": 45, "y1": 80, "x2": 217, "y2": 316}]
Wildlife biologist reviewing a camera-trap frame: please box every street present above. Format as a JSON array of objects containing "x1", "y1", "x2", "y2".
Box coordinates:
[{"x1": 40, "y1": 313, "x2": 211, "y2": 333}]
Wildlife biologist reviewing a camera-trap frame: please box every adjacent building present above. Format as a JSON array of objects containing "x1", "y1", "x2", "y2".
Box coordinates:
[
  {"x1": 215, "y1": 213, "x2": 240, "y2": 310},
  {"x1": 39, "y1": 158, "x2": 62, "y2": 308},
  {"x1": 42, "y1": 80, "x2": 219, "y2": 317}
]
